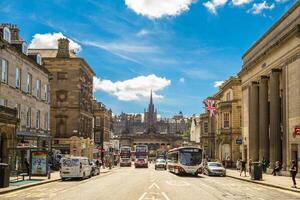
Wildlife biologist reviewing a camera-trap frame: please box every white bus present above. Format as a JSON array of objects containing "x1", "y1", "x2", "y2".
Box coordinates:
[
  {"x1": 134, "y1": 145, "x2": 148, "y2": 168},
  {"x1": 167, "y1": 147, "x2": 203, "y2": 176},
  {"x1": 120, "y1": 146, "x2": 132, "y2": 167}
]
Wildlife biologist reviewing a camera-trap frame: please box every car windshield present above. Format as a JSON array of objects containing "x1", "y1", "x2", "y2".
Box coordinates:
[
  {"x1": 179, "y1": 149, "x2": 202, "y2": 166},
  {"x1": 156, "y1": 160, "x2": 166, "y2": 163},
  {"x1": 62, "y1": 158, "x2": 80, "y2": 167},
  {"x1": 208, "y1": 163, "x2": 222, "y2": 167}
]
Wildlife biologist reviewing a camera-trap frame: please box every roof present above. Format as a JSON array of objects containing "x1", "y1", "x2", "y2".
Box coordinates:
[{"x1": 27, "y1": 49, "x2": 77, "y2": 58}]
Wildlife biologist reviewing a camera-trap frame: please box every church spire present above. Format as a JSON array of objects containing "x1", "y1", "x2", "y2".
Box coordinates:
[{"x1": 150, "y1": 89, "x2": 153, "y2": 106}]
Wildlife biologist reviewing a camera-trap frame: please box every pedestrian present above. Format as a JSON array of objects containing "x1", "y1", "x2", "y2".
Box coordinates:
[
  {"x1": 240, "y1": 159, "x2": 246, "y2": 177},
  {"x1": 262, "y1": 157, "x2": 267, "y2": 173},
  {"x1": 236, "y1": 158, "x2": 241, "y2": 171},
  {"x1": 290, "y1": 160, "x2": 297, "y2": 188},
  {"x1": 248, "y1": 159, "x2": 253, "y2": 176},
  {"x1": 272, "y1": 161, "x2": 282, "y2": 176},
  {"x1": 24, "y1": 158, "x2": 30, "y2": 175}
]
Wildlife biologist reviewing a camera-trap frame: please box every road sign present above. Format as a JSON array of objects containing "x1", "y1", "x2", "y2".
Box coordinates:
[{"x1": 236, "y1": 139, "x2": 242, "y2": 145}]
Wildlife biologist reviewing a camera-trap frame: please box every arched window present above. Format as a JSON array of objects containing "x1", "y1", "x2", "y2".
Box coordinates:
[{"x1": 3, "y1": 27, "x2": 11, "y2": 43}]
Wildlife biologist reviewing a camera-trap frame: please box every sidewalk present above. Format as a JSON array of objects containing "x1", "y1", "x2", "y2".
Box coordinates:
[
  {"x1": 226, "y1": 169, "x2": 300, "y2": 193},
  {"x1": 0, "y1": 167, "x2": 113, "y2": 195}
]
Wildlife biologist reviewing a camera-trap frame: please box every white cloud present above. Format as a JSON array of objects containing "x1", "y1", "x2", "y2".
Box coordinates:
[
  {"x1": 137, "y1": 29, "x2": 150, "y2": 37},
  {"x1": 232, "y1": 0, "x2": 252, "y2": 6},
  {"x1": 248, "y1": 1, "x2": 275, "y2": 15},
  {"x1": 93, "y1": 74, "x2": 171, "y2": 101},
  {"x1": 29, "y1": 32, "x2": 82, "y2": 53},
  {"x1": 179, "y1": 77, "x2": 185, "y2": 83},
  {"x1": 214, "y1": 80, "x2": 224, "y2": 88},
  {"x1": 203, "y1": 0, "x2": 228, "y2": 14},
  {"x1": 125, "y1": 0, "x2": 195, "y2": 19}
]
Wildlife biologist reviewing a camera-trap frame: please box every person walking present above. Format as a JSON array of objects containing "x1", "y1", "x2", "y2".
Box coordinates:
[
  {"x1": 248, "y1": 159, "x2": 253, "y2": 176},
  {"x1": 236, "y1": 158, "x2": 241, "y2": 171},
  {"x1": 240, "y1": 159, "x2": 246, "y2": 177},
  {"x1": 261, "y1": 157, "x2": 268, "y2": 173},
  {"x1": 272, "y1": 161, "x2": 282, "y2": 176},
  {"x1": 290, "y1": 160, "x2": 297, "y2": 188}
]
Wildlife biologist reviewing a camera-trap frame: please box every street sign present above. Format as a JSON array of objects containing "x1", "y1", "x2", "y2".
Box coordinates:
[{"x1": 236, "y1": 139, "x2": 242, "y2": 145}]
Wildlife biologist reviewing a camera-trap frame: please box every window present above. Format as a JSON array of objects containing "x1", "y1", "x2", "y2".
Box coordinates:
[
  {"x1": 44, "y1": 112, "x2": 49, "y2": 130},
  {"x1": 22, "y1": 42, "x2": 27, "y2": 55},
  {"x1": 96, "y1": 117, "x2": 101, "y2": 127},
  {"x1": 203, "y1": 122, "x2": 208, "y2": 133},
  {"x1": 223, "y1": 113, "x2": 230, "y2": 128},
  {"x1": 57, "y1": 72, "x2": 68, "y2": 80},
  {"x1": 16, "y1": 104, "x2": 21, "y2": 118},
  {"x1": 1, "y1": 59, "x2": 8, "y2": 83},
  {"x1": 26, "y1": 107, "x2": 31, "y2": 127},
  {"x1": 44, "y1": 84, "x2": 49, "y2": 101},
  {"x1": 36, "y1": 54, "x2": 42, "y2": 65},
  {"x1": 3, "y1": 27, "x2": 11, "y2": 43},
  {"x1": 26, "y1": 73, "x2": 32, "y2": 94},
  {"x1": 36, "y1": 110, "x2": 40, "y2": 129},
  {"x1": 16, "y1": 67, "x2": 21, "y2": 89},
  {"x1": 226, "y1": 92, "x2": 231, "y2": 101},
  {"x1": 36, "y1": 80, "x2": 41, "y2": 98},
  {"x1": 0, "y1": 98, "x2": 7, "y2": 106}
]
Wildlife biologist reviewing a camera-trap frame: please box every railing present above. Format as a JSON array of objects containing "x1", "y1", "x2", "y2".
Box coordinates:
[{"x1": 0, "y1": 105, "x2": 17, "y2": 117}]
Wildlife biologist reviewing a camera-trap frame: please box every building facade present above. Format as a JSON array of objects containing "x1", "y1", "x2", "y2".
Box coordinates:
[
  {"x1": 189, "y1": 115, "x2": 201, "y2": 146},
  {"x1": 214, "y1": 77, "x2": 242, "y2": 163},
  {"x1": 29, "y1": 38, "x2": 95, "y2": 159},
  {"x1": 239, "y1": 2, "x2": 300, "y2": 169},
  {"x1": 199, "y1": 112, "x2": 216, "y2": 159},
  {"x1": 0, "y1": 23, "x2": 51, "y2": 171}
]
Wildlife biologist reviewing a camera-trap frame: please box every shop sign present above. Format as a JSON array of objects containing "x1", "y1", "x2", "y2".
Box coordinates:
[
  {"x1": 236, "y1": 139, "x2": 242, "y2": 145},
  {"x1": 295, "y1": 126, "x2": 300, "y2": 136},
  {"x1": 30, "y1": 151, "x2": 48, "y2": 176}
]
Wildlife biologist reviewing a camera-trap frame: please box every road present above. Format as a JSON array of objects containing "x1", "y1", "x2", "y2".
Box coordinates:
[{"x1": 1, "y1": 164, "x2": 300, "y2": 200}]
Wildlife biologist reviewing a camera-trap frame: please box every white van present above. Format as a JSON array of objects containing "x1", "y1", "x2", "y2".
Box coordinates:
[{"x1": 60, "y1": 156, "x2": 92, "y2": 180}]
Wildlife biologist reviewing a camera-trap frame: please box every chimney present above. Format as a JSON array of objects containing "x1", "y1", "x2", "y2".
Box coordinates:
[{"x1": 56, "y1": 38, "x2": 70, "y2": 58}]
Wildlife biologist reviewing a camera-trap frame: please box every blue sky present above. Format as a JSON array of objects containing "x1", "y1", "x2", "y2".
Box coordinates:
[{"x1": 0, "y1": 0, "x2": 295, "y2": 117}]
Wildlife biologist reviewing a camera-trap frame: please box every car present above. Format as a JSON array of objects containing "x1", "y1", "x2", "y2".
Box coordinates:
[
  {"x1": 60, "y1": 156, "x2": 92, "y2": 180},
  {"x1": 90, "y1": 161, "x2": 100, "y2": 176},
  {"x1": 203, "y1": 162, "x2": 226, "y2": 176},
  {"x1": 155, "y1": 159, "x2": 167, "y2": 170}
]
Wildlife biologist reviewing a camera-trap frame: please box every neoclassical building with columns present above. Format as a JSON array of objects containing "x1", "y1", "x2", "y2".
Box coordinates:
[{"x1": 239, "y1": 2, "x2": 300, "y2": 169}]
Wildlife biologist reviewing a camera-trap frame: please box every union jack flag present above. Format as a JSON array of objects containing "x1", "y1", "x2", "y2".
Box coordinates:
[{"x1": 203, "y1": 99, "x2": 217, "y2": 117}]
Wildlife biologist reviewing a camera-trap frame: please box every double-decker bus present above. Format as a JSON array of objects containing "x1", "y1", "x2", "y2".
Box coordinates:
[
  {"x1": 134, "y1": 145, "x2": 148, "y2": 168},
  {"x1": 167, "y1": 147, "x2": 203, "y2": 176},
  {"x1": 120, "y1": 146, "x2": 132, "y2": 167}
]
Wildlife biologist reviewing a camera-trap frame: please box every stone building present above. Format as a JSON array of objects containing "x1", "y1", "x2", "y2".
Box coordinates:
[
  {"x1": 29, "y1": 38, "x2": 95, "y2": 159},
  {"x1": 189, "y1": 115, "x2": 201, "y2": 145},
  {"x1": 239, "y1": 2, "x2": 300, "y2": 169},
  {"x1": 199, "y1": 112, "x2": 216, "y2": 159},
  {"x1": 93, "y1": 100, "x2": 112, "y2": 156},
  {"x1": 0, "y1": 24, "x2": 51, "y2": 170},
  {"x1": 214, "y1": 77, "x2": 242, "y2": 163}
]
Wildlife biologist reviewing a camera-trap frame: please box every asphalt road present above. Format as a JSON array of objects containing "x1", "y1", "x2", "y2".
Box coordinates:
[{"x1": 1, "y1": 164, "x2": 300, "y2": 200}]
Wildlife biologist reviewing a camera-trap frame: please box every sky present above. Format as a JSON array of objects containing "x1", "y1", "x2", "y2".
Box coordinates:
[{"x1": 0, "y1": 0, "x2": 296, "y2": 117}]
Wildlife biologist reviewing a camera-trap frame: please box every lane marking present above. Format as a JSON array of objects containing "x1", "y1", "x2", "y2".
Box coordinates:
[
  {"x1": 148, "y1": 182, "x2": 160, "y2": 190},
  {"x1": 138, "y1": 192, "x2": 148, "y2": 200},
  {"x1": 161, "y1": 192, "x2": 171, "y2": 200}
]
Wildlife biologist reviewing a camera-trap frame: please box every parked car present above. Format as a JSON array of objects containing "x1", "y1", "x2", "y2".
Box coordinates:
[
  {"x1": 60, "y1": 156, "x2": 92, "y2": 180},
  {"x1": 90, "y1": 161, "x2": 100, "y2": 176},
  {"x1": 203, "y1": 162, "x2": 226, "y2": 176},
  {"x1": 155, "y1": 159, "x2": 167, "y2": 170}
]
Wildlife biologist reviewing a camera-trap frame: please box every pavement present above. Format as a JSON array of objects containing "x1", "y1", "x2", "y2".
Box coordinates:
[
  {"x1": 0, "y1": 167, "x2": 113, "y2": 195},
  {"x1": 226, "y1": 169, "x2": 300, "y2": 193},
  {"x1": 1, "y1": 164, "x2": 300, "y2": 200}
]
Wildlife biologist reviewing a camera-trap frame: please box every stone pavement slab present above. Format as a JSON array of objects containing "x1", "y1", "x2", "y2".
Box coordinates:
[{"x1": 226, "y1": 169, "x2": 300, "y2": 193}]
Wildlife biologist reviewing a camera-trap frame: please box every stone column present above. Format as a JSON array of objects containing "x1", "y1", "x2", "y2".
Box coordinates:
[
  {"x1": 269, "y1": 69, "x2": 282, "y2": 168},
  {"x1": 259, "y1": 76, "x2": 269, "y2": 161},
  {"x1": 249, "y1": 82, "x2": 259, "y2": 161}
]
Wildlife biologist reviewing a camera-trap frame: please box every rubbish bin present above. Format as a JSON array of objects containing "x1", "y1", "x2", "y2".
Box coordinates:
[
  {"x1": 0, "y1": 163, "x2": 10, "y2": 188},
  {"x1": 251, "y1": 162, "x2": 262, "y2": 180}
]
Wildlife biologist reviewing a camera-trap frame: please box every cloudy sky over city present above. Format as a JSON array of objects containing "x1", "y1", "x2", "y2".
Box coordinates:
[{"x1": 0, "y1": 0, "x2": 295, "y2": 116}]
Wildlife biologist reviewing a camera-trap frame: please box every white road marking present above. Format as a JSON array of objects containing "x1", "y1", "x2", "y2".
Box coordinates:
[
  {"x1": 138, "y1": 192, "x2": 148, "y2": 200},
  {"x1": 149, "y1": 182, "x2": 160, "y2": 190},
  {"x1": 165, "y1": 180, "x2": 190, "y2": 187},
  {"x1": 161, "y1": 192, "x2": 171, "y2": 200}
]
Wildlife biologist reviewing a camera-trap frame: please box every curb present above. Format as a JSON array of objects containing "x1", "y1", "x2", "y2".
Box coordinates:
[
  {"x1": 0, "y1": 178, "x2": 60, "y2": 195},
  {"x1": 226, "y1": 175, "x2": 300, "y2": 194}
]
